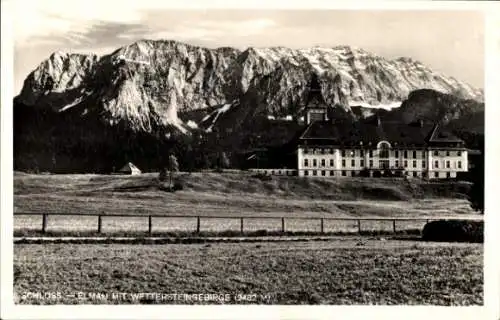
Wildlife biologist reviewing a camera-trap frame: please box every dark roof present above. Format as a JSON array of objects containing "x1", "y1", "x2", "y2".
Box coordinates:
[
  {"x1": 305, "y1": 73, "x2": 328, "y2": 108},
  {"x1": 467, "y1": 149, "x2": 482, "y2": 156},
  {"x1": 299, "y1": 119, "x2": 464, "y2": 147},
  {"x1": 427, "y1": 124, "x2": 463, "y2": 143}
]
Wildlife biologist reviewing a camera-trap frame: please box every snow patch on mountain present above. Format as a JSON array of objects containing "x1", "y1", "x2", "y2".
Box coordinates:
[
  {"x1": 349, "y1": 101, "x2": 402, "y2": 111},
  {"x1": 16, "y1": 39, "x2": 484, "y2": 134},
  {"x1": 203, "y1": 103, "x2": 234, "y2": 132},
  {"x1": 186, "y1": 120, "x2": 198, "y2": 129}
]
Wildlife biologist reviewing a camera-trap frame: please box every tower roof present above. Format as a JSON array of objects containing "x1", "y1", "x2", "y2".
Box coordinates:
[{"x1": 305, "y1": 73, "x2": 328, "y2": 109}]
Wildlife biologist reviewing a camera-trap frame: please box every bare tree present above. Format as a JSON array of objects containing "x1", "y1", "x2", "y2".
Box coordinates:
[
  {"x1": 167, "y1": 154, "x2": 179, "y2": 188},
  {"x1": 159, "y1": 154, "x2": 179, "y2": 188},
  {"x1": 220, "y1": 152, "x2": 231, "y2": 169}
]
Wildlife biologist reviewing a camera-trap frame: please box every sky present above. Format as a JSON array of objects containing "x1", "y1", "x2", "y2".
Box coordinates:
[{"x1": 10, "y1": 1, "x2": 484, "y2": 95}]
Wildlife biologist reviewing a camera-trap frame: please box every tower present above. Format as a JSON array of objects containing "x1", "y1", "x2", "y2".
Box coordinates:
[{"x1": 304, "y1": 73, "x2": 329, "y2": 124}]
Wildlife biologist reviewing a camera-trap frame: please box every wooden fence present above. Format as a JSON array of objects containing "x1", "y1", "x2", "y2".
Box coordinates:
[{"x1": 13, "y1": 212, "x2": 482, "y2": 235}]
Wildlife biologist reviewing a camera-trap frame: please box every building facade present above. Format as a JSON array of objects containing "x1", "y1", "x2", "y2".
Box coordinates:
[{"x1": 297, "y1": 118, "x2": 468, "y2": 179}]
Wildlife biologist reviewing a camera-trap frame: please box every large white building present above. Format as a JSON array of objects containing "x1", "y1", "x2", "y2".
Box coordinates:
[
  {"x1": 297, "y1": 111, "x2": 468, "y2": 179},
  {"x1": 295, "y1": 74, "x2": 468, "y2": 180}
]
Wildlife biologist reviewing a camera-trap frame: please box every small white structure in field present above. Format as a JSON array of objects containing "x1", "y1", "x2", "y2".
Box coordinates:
[{"x1": 117, "y1": 162, "x2": 142, "y2": 175}]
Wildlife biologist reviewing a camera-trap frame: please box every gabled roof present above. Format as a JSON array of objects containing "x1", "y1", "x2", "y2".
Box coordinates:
[
  {"x1": 427, "y1": 123, "x2": 463, "y2": 143},
  {"x1": 304, "y1": 73, "x2": 328, "y2": 109},
  {"x1": 298, "y1": 119, "x2": 463, "y2": 147},
  {"x1": 118, "y1": 162, "x2": 141, "y2": 172}
]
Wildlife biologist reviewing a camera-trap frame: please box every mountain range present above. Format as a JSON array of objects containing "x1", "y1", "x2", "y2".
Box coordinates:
[{"x1": 14, "y1": 39, "x2": 484, "y2": 172}]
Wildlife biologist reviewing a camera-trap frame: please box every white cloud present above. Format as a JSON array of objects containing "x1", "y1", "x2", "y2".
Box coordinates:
[
  {"x1": 9, "y1": 0, "x2": 278, "y2": 47},
  {"x1": 12, "y1": 0, "x2": 144, "y2": 47}
]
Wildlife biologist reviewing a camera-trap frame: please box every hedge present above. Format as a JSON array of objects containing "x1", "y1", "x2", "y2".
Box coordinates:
[{"x1": 422, "y1": 219, "x2": 483, "y2": 243}]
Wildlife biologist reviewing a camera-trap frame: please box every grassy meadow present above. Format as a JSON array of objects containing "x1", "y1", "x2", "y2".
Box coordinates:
[
  {"x1": 13, "y1": 171, "x2": 481, "y2": 235},
  {"x1": 12, "y1": 172, "x2": 483, "y2": 305},
  {"x1": 14, "y1": 239, "x2": 483, "y2": 305}
]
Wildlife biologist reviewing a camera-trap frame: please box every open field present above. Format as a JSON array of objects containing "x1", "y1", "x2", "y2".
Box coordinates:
[
  {"x1": 14, "y1": 172, "x2": 479, "y2": 217},
  {"x1": 13, "y1": 172, "x2": 481, "y2": 235},
  {"x1": 14, "y1": 239, "x2": 483, "y2": 305}
]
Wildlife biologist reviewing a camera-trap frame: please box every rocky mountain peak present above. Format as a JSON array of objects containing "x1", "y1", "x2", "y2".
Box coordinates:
[{"x1": 16, "y1": 39, "x2": 483, "y2": 134}]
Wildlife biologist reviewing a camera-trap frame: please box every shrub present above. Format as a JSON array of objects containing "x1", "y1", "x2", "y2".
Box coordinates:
[
  {"x1": 422, "y1": 220, "x2": 483, "y2": 243},
  {"x1": 252, "y1": 173, "x2": 272, "y2": 181},
  {"x1": 359, "y1": 168, "x2": 370, "y2": 177},
  {"x1": 382, "y1": 170, "x2": 394, "y2": 178},
  {"x1": 173, "y1": 181, "x2": 184, "y2": 191}
]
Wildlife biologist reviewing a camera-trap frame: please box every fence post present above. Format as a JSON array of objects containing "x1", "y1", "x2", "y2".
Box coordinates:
[
  {"x1": 357, "y1": 219, "x2": 361, "y2": 233},
  {"x1": 42, "y1": 214, "x2": 47, "y2": 233},
  {"x1": 281, "y1": 218, "x2": 285, "y2": 233},
  {"x1": 97, "y1": 215, "x2": 102, "y2": 233},
  {"x1": 240, "y1": 218, "x2": 244, "y2": 233},
  {"x1": 320, "y1": 218, "x2": 324, "y2": 234},
  {"x1": 148, "y1": 216, "x2": 152, "y2": 234},
  {"x1": 196, "y1": 217, "x2": 200, "y2": 233},
  {"x1": 393, "y1": 220, "x2": 396, "y2": 233}
]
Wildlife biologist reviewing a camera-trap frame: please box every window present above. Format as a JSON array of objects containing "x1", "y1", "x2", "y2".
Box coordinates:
[
  {"x1": 313, "y1": 159, "x2": 317, "y2": 167},
  {"x1": 350, "y1": 171, "x2": 354, "y2": 177},
  {"x1": 360, "y1": 150, "x2": 364, "y2": 157},
  {"x1": 369, "y1": 150, "x2": 373, "y2": 158},
  {"x1": 330, "y1": 159, "x2": 334, "y2": 167},
  {"x1": 434, "y1": 160, "x2": 439, "y2": 169},
  {"x1": 434, "y1": 172, "x2": 439, "y2": 178},
  {"x1": 321, "y1": 170, "x2": 326, "y2": 176},
  {"x1": 304, "y1": 148, "x2": 309, "y2": 154},
  {"x1": 413, "y1": 172, "x2": 417, "y2": 177},
  {"x1": 351, "y1": 159, "x2": 355, "y2": 167},
  {"x1": 313, "y1": 170, "x2": 317, "y2": 176},
  {"x1": 342, "y1": 159, "x2": 346, "y2": 167},
  {"x1": 330, "y1": 170, "x2": 334, "y2": 176},
  {"x1": 395, "y1": 150, "x2": 399, "y2": 158},
  {"x1": 413, "y1": 151, "x2": 417, "y2": 158},
  {"x1": 379, "y1": 143, "x2": 390, "y2": 158},
  {"x1": 369, "y1": 160, "x2": 373, "y2": 168},
  {"x1": 341, "y1": 150, "x2": 346, "y2": 157},
  {"x1": 403, "y1": 160, "x2": 408, "y2": 168},
  {"x1": 304, "y1": 159, "x2": 309, "y2": 167},
  {"x1": 412, "y1": 160, "x2": 417, "y2": 168},
  {"x1": 446, "y1": 151, "x2": 450, "y2": 157},
  {"x1": 304, "y1": 170, "x2": 309, "y2": 176},
  {"x1": 395, "y1": 160, "x2": 399, "y2": 168},
  {"x1": 433, "y1": 150, "x2": 438, "y2": 156},
  {"x1": 422, "y1": 161, "x2": 426, "y2": 168},
  {"x1": 404, "y1": 151, "x2": 408, "y2": 158},
  {"x1": 457, "y1": 151, "x2": 462, "y2": 156},
  {"x1": 342, "y1": 171, "x2": 346, "y2": 176},
  {"x1": 458, "y1": 161, "x2": 462, "y2": 169},
  {"x1": 360, "y1": 159, "x2": 365, "y2": 167},
  {"x1": 321, "y1": 159, "x2": 326, "y2": 167},
  {"x1": 446, "y1": 172, "x2": 451, "y2": 178},
  {"x1": 446, "y1": 161, "x2": 450, "y2": 168}
]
